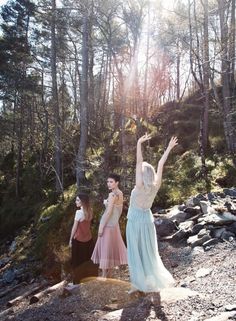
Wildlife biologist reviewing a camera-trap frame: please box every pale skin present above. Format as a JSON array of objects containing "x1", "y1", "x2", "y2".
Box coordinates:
[
  {"x1": 128, "y1": 134, "x2": 178, "y2": 294},
  {"x1": 136, "y1": 134, "x2": 178, "y2": 190},
  {"x1": 98, "y1": 177, "x2": 123, "y2": 278}
]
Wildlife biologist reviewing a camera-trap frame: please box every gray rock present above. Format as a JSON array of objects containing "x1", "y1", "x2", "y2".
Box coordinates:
[
  {"x1": 3, "y1": 269, "x2": 16, "y2": 284},
  {"x1": 178, "y1": 221, "x2": 194, "y2": 232},
  {"x1": 191, "y1": 223, "x2": 205, "y2": 235},
  {"x1": 184, "y1": 206, "x2": 201, "y2": 219},
  {"x1": 226, "y1": 222, "x2": 236, "y2": 234},
  {"x1": 198, "y1": 228, "x2": 209, "y2": 237},
  {"x1": 0, "y1": 257, "x2": 10, "y2": 269},
  {"x1": 154, "y1": 218, "x2": 177, "y2": 237},
  {"x1": 204, "y1": 311, "x2": 236, "y2": 321},
  {"x1": 223, "y1": 187, "x2": 236, "y2": 197},
  {"x1": 195, "y1": 267, "x2": 212, "y2": 278},
  {"x1": 200, "y1": 201, "x2": 212, "y2": 214},
  {"x1": 207, "y1": 192, "x2": 217, "y2": 202},
  {"x1": 221, "y1": 230, "x2": 235, "y2": 241},
  {"x1": 191, "y1": 246, "x2": 205, "y2": 256},
  {"x1": 224, "y1": 201, "x2": 236, "y2": 212},
  {"x1": 169, "y1": 211, "x2": 188, "y2": 224},
  {"x1": 211, "y1": 227, "x2": 226, "y2": 238},
  {"x1": 215, "y1": 191, "x2": 226, "y2": 198},
  {"x1": 178, "y1": 204, "x2": 186, "y2": 211},
  {"x1": 225, "y1": 304, "x2": 236, "y2": 311},
  {"x1": 186, "y1": 197, "x2": 203, "y2": 207},
  {"x1": 172, "y1": 229, "x2": 189, "y2": 241},
  {"x1": 187, "y1": 234, "x2": 211, "y2": 247},
  {"x1": 198, "y1": 212, "x2": 236, "y2": 225},
  {"x1": 202, "y1": 238, "x2": 220, "y2": 249}
]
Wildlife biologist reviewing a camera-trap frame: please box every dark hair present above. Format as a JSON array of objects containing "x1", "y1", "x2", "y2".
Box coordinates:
[
  {"x1": 108, "y1": 173, "x2": 120, "y2": 182},
  {"x1": 77, "y1": 193, "x2": 93, "y2": 220}
]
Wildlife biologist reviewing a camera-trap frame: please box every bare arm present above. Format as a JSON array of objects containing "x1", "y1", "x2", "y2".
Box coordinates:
[
  {"x1": 155, "y1": 137, "x2": 178, "y2": 190},
  {"x1": 136, "y1": 134, "x2": 152, "y2": 188},
  {"x1": 98, "y1": 192, "x2": 117, "y2": 237}
]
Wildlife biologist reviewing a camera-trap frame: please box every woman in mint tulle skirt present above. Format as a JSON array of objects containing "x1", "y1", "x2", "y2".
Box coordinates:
[{"x1": 126, "y1": 134, "x2": 178, "y2": 293}]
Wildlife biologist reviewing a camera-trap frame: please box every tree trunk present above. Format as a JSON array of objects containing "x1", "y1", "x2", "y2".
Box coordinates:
[
  {"x1": 176, "y1": 41, "x2": 180, "y2": 101},
  {"x1": 76, "y1": 12, "x2": 89, "y2": 188},
  {"x1": 218, "y1": 0, "x2": 236, "y2": 160},
  {"x1": 51, "y1": 0, "x2": 63, "y2": 194},
  {"x1": 143, "y1": 1, "x2": 150, "y2": 117},
  {"x1": 202, "y1": 0, "x2": 210, "y2": 153}
]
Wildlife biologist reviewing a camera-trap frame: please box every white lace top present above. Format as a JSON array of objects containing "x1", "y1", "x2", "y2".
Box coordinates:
[
  {"x1": 100, "y1": 197, "x2": 123, "y2": 227},
  {"x1": 130, "y1": 185, "x2": 159, "y2": 210}
]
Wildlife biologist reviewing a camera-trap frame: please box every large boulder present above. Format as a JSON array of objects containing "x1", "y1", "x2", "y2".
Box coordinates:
[
  {"x1": 226, "y1": 222, "x2": 236, "y2": 234},
  {"x1": 221, "y1": 230, "x2": 235, "y2": 241},
  {"x1": 191, "y1": 222, "x2": 205, "y2": 235},
  {"x1": 198, "y1": 212, "x2": 236, "y2": 225},
  {"x1": 166, "y1": 206, "x2": 188, "y2": 223},
  {"x1": 183, "y1": 206, "x2": 201, "y2": 219},
  {"x1": 199, "y1": 201, "x2": 216, "y2": 215},
  {"x1": 178, "y1": 220, "x2": 194, "y2": 232},
  {"x1": 187, "y1": 229, "x2": 211, "y2": 247},
  {"x1": 223, "y1": 187, "x2": 236, "y2": 197},
  {"x1": 154, "y1": 217, "x2": 177, "y2": 237},
  {"x1": 186, "y1": 194, "x2": 208, "y2": 207}
]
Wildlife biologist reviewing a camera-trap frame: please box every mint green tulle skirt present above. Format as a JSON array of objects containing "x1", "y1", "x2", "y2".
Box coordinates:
[{"x1": 126, "y1": 206, "x2": 174, "y2": 292}]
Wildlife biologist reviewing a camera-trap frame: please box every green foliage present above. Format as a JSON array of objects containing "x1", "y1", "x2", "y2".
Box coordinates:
[
  {"x1": 155, "y1": 151, "x2": 207, "y2": 207},
  {"x1": 0, "y1": 201, "x2": 38, "y2": 239}
]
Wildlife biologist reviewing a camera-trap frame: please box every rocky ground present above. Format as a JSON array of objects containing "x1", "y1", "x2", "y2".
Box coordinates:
[
  {"x1": 0, "y1": 239, "x2": 235, "y2": 321},
  {"x1": 1, "y1": 188, "x2": 236, "y2": 321}
]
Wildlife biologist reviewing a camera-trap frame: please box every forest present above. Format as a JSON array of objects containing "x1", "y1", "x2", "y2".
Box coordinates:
[{"x1": 0, "y1": 0, "x2": 236, "y2": 262}]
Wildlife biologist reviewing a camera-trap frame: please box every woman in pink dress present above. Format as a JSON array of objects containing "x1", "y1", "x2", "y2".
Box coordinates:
[{"x1": 91, "y1": 174, "x2": 127, "y2": 279}]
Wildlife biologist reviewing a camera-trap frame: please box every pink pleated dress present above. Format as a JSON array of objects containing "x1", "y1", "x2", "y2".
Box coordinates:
[{"x1": 91, "y1": 199, "x2": 127, "y2": 269}]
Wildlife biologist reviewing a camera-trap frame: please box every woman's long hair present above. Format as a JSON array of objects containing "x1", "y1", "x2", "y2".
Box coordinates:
[
  {"x1": 78, "y1": 193, "x2": 93, "y2": 220},
  {"x1": 142, "y1": 162, "x2": 156, "y2": 189}
]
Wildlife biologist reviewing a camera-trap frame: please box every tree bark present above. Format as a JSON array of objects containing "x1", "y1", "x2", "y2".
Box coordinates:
[
  {"x1": 202, "y1": 0, "x2": 210, "y2": 153},
  {"x1": 51, "y1": 0, "x2": 63, "y2": 194},
  {"x1": 218, "y1": 0, "x2": 236, "y2": 159},
  {"x1": 76, "y1": 10, "x2": 89, "y2": 188}
]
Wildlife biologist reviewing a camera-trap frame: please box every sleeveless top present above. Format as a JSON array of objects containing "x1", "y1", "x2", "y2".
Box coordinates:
[
  {"x1": 129, "y1": 185, "x2": 159, "y2": 210},
  {"x1": 74, "y1": 209, "x2": 92, "y2": 242},
  {"x1": 100, "y1": 196, "x2": 123, "y2": 227}
]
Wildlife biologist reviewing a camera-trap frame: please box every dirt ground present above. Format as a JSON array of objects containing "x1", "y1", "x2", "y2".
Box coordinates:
[{"x1": 0, "y1": 239, "x2": 236, "y2": 321}]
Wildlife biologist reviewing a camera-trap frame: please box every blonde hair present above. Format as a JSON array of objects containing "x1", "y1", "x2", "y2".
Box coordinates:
[{"x1": 142, "y1": 162, "x2": 156, "y2": 188}]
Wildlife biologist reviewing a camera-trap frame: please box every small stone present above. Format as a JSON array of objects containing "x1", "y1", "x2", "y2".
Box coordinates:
[
  {"x1": 192, "y1": 246, "x2": 205, "y2": 256},
  {"x1": 195, "y1": 267, "x2": 212, "y2": 278},
  {"x1": 225, "y1": 304, "x2": 236, "y2": 311},
  {"x1": 99, "y1": 309, "x2": 123, "y2": 321},
  {"x1": 103, "y1": 304, "x2": 119, "y2": 311}
]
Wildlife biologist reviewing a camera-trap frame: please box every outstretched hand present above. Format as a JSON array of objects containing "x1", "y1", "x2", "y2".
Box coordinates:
[
  {"x1": 138, "y1": 133, "x2": 152, "y2": 144},
  {"x1": 167, "y1": 136, "x2": 178, "y2": 150}
]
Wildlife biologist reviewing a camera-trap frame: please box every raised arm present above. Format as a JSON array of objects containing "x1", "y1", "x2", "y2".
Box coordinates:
[
  {"x1": 136, "y1": 134, "x2": 152, "y2": 188},
  {"x1": 155, "y1": 136, "x2": 178, "y2": 190},
  {"x1": 98, "y1": 192, "x2": 117, "y2": 237}
]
